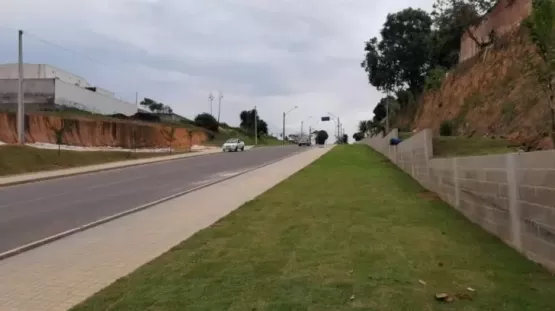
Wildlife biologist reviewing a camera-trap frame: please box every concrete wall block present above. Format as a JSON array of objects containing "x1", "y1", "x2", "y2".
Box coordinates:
[
  {"x1": 499, "y1": 184, "x2": 509, "y2": 198},
  {"x1": 522, "y1": 219, "x2": 540, "y2": 236},
  {"x1": 518, "y1": 150, "x2": 555, "y2": 169},
  {"x1": 535, "y1": 188, "x2": 555, "y2": 208},
  {"x1": 522, "y1": 234, "x2": 555, "y2": 263},
  {"x1": 521, "y1": 202, "x2": 552, "y2": 223},
  {"x1": 519, "y1": 169, "x2": 555, "y2": 187},
  {"x1": 485, "y1": 170, "x2": 508, "y2": 183},
  {"x1": 518, "y1": 186, "x2": 537, "y2": 203},
  {"x1": 537, "y1": 222, "x2": 555, "y2": 244},
  {"x1": 458, "y1": 154, "x2": 507, "y2": 169}
]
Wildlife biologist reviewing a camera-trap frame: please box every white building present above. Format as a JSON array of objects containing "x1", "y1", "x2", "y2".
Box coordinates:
[{"x1": 0, "y1": 64, "x2": 137, "y2": 116}]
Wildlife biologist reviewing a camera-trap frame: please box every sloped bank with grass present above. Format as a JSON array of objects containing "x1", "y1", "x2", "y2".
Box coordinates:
[{"x1": 71, "y1": 145, "x2": 555, "y2": 311}]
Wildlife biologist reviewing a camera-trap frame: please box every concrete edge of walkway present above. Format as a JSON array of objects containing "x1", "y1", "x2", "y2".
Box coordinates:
[
  {"x1": 0, "y1": 146, "x2": 306, "y2": 261},
  {"x1": 0, "y1": 148, "x2": 226, "y2": 188}
]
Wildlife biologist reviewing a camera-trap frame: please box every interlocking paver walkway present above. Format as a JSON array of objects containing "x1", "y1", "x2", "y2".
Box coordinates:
[{"x1": 0, "y1": 146, "x2": 331, "y2": 311}]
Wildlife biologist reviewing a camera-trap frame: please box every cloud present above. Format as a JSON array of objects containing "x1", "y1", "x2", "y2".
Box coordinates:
[{"x1": 0, "y1": 0, "x2": 435, "y2": 139}]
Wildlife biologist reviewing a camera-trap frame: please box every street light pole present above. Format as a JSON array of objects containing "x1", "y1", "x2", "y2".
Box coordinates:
[
  {"x1": 282, "y1": 111, "x2": 286, "y2": 145},
  {"x1": 17, "y1": 30, "x2": 24, "y2": 145},
  {"x1": 282, "y1": 106, "x2": 298, "y2": 145},
  {"x1": 208, "y1": 92, "x2": 214, "y2": 116},
  {"x1": 217, "y1": 91, "x2": 223, "y2": 123},
  {"x1": 254, "y1": 106, "x2": 258, "y2": 145},
  {"x1": 301, "y1": 121, "x2": 304, "y2": 138}
]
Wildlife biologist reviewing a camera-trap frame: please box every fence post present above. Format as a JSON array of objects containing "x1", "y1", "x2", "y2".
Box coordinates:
[
  {"x1": 506, "y1": 153, "x2": 522, "y2": 251},
  {"x1": 453, "y1": 157, "x2": 460, "y2": 209}
]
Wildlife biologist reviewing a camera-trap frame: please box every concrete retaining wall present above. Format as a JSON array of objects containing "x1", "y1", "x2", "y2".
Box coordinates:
[{"x1": 363, "y1": 129, "x2": 555, "y2": 272}]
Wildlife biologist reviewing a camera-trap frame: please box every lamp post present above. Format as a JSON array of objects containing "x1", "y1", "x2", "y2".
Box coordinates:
[
  {"x1": 328, "y1": 112, "x2": 341, "y2": 143},
  {"x1": 282, "y1": 106, "x2": 298, "y2": 144}
]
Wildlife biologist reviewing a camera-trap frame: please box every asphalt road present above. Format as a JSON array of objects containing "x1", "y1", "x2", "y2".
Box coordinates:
[{"x1": 0, "y1": 145, "x2": 304, "y2": 254}]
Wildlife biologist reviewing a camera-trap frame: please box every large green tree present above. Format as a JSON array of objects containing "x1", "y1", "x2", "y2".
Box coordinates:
[
  {"x1": 362, "y1": 8, "x2": 434, "y2": 93},
  {"x1": 239, "y1": 109, "x2": 269, "y2": 136}
]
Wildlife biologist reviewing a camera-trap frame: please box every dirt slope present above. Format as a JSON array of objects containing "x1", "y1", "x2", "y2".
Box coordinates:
[
  {"x1": 399, "y1": 28, "x2": 552, "y2": 150},
  {"x1": 0, "y1": 112, "x2": 208, "y2": 149}
]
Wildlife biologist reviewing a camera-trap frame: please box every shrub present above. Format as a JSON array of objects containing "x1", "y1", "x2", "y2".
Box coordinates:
[
  {"x1": 194, "y1": 113, "x2": 219, "y2": 132},
  {"x1": 439, "y1": 120, "x2": 454, "y2": 136},
  {"x1": 425, "y1": 67, "x2": 446, "y2": 91}
]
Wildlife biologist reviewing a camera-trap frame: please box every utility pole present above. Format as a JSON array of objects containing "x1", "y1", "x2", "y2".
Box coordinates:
[
  {"x1": 308, "y1": 125, "x2": 312, "y2": 144},
  {"x1": 254, "y1": 106, "x2": 258, "y2": 145},
  {"x1": 282, "y1": 112, "x2": 285, "y2": 145},
  {"x1": 135, "y1": 92, "x2": 139, "y2": 108},
  {"x1": 385, "y1": 89, "x2": 390, "y2": 134},
  {"x1": 217, "y1": 91, "x2": 223, "y2": 123},
  {"x1": 301, "y1": 121, "x2": 304, "y2": 138},
  {"x1": 17, "y1": 30, "x2": 24, "y2": 145},
  {"x1": 208, "y1": 92, "x2": 214, "y2": 116}
]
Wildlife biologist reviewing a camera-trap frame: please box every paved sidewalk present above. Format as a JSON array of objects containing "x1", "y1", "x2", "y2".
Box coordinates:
[
  {"x1": 0, "y1": 146, "x2": 331, "y2": 311},
  {"x1": 0, "y1": 147, "x2": 222, "y2": 187}
]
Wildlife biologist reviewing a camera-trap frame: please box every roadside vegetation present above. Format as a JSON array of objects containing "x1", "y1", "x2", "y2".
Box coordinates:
[
  {"x1": 0, "y1": 145, "x2": 167, "y2": 177},
  {"x1": 433, "y1": 136, "x2": 520, "y2": 157},
  {"x1": 71, "y1": 145, "x2": 555, "y2": 311}
]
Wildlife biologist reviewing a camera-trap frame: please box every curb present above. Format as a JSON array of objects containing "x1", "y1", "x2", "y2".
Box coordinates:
[
  {"x1": 0, "y1": 150, "x2": 223, "y2": 188},
  {"x1": 0, "y1": 148, "x2": 309, "y2": 261}
]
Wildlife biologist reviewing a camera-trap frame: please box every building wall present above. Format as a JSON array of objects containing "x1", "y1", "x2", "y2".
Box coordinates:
[
  {"x1": 0, "y1": 64, "x2": 91, "y2": 88},
  {"x1": 459, "y1": 0, "x2": 532, "y2": 62},
  {"x1": 0, "y1": 78, "x2": 56, "y2": 111},
  {"x1": 363, "y1": 129, "x2": 555, "y2": 273},
  {"x1": 54, "y1": 80, "x2": 137, "y2": 116}
]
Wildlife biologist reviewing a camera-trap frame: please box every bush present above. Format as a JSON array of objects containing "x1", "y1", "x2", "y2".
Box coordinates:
[
  {"x1": 439, "y1": 120, "x2": 454, "y2": 136},
  {"x1": 425, "y1": 67, "x2": 446, "y2": 91},
  {"x1": 194, "y1": 113, "x2": 219, "y2": 132}
]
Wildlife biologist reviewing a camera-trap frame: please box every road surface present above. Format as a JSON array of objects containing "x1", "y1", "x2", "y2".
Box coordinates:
[{"x1": 0, "y1": 146, "x2": 303, "y2": 254}]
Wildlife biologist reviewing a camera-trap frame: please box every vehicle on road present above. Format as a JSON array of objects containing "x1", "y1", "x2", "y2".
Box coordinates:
[
  {"x1": 222, "y1": 138, "x2": 245, "y2": 152},
  {"x1": 298, "y1": 137, "x2": 311, "y2": 147}
]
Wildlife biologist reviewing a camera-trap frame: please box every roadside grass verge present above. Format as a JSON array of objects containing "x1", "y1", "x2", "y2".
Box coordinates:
[
  {"x1": 433, "y1": 136, "x2": 519, "y2": 157},
  {"x1": 0, "y1": 145, "x2": 174, "y2": 176},
  {"x1": 72, "y1": 145, "x2": 555, "y2": 311}
]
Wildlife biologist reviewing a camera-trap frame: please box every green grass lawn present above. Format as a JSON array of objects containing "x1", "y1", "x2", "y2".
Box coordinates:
[
  {"x1": 71, "y1": 145, "x2": 555, "y2": 311},
  {"x1": 433, "y1": 136, "x2": 520, "y2": 157},
  {"x1": 0, "y1": 145, "x2": 174, "y2": 177}
]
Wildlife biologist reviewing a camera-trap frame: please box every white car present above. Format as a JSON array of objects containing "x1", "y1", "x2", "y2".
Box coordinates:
[{"x1": 222, "y1": 138, "x2": 245, "y2": 152}]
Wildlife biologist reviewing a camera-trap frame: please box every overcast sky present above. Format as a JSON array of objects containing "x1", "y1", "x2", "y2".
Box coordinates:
[{"x1": 0, "y1": 0, "x2": 435, "y2": 140}]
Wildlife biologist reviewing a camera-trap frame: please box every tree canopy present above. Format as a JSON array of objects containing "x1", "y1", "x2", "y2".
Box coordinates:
[
  {"x1": 140, "y1": 98, "x2": 173, "y2": 114},
  {"x1": 362, "y1": 8, "x2": 433, "y2": 93},
  {"x1": 315, "y1": 130, "x2": 329, "y2": 145},
  {"x1": 360, "y1": 0, "x2": 498, "y2": 129},
  {"x1": 239, "y1": 109, "x2": 269, "y2": 136},
  {"x1": 194, "y1": 113, "x2": 219, "y2": 132}
]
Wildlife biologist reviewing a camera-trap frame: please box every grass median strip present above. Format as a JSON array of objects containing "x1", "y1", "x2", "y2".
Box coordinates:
[
  {"x1": 72, "y1": 145, "x2": 555, "y2": 311},
  {"x1": 0, "y1": 145, "x2": 175, "y2": 177}
]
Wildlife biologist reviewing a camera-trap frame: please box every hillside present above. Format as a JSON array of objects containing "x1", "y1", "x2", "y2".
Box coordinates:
[{"x1": 395, "y1": 27, "x2": 552, "y2": 150}]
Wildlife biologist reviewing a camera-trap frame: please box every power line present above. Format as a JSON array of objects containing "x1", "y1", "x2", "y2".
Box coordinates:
[{"x1": 22, "y1": 30, "x2": 136, "y2": 78}]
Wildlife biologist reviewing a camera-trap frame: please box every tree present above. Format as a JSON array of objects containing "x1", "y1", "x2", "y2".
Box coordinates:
[
  {"x1": 194, "y1": 113, "x2": 219, "y2": 132},
  {"x1": 50, "y1": 126, "x2": 65, "y2": 156},
  {"x1": 315, "y1": 130, "x2": 329, "y2": 145},
  {"x1": 239, "y1": 109, "x2": 269, "y2": 136},
  {"x1": 358, "y1": 120, "x2": 370, "y2": 136},
  {"x1": 140, "y1": 98, "x2": 173, "y2": 114},
  {"x1": 431, "y1": 0, "x2": 497, "y2": 50},
  {"x1": 525, "y1": 0, "x2": 555, "y2": 146},
  {"x1": 353, "y1": 132, "x2": 365, "y2": 141},
  {"x1": 341, "y1": 134, "x2": 348, "y2": 144},
  {"x1": 162, "y1": 127, "x2": 176, "y2": 154},
  {"x1": 362, "y1": 8, "x2": 434, "y2": 93}
]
